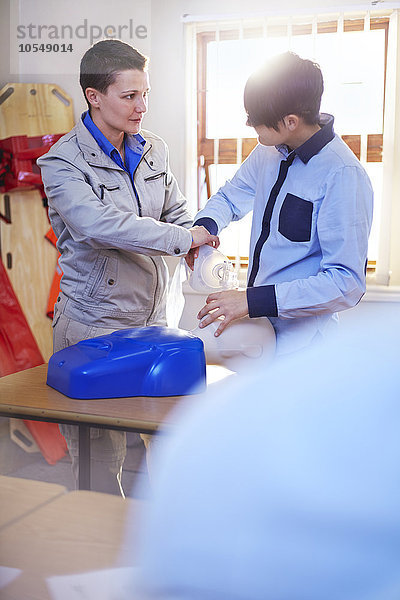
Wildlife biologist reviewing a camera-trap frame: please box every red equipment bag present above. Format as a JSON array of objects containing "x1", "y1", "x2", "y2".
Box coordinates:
[{"x1": 0, "y1": 133, "x2": 63, "y2": 193}]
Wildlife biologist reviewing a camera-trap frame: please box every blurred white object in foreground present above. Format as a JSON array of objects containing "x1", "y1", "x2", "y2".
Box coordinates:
[{"x1": 125, "y1": 310, "x2": 400, "y2": 600}]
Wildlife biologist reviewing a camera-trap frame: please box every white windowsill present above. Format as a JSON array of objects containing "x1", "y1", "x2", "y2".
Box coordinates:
[{"x1": 364, "y1": 284, "x2": 400, "y2": 302}]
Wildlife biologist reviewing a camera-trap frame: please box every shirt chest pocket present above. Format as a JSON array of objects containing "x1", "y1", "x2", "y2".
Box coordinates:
[{"x1": 278, "y1": 193, "x2": 313, "y2": 242}]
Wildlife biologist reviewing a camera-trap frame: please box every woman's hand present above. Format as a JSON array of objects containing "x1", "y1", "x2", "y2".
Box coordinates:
[{"x1": 185, "y1": 226, "x2": 220, "y2": 270}]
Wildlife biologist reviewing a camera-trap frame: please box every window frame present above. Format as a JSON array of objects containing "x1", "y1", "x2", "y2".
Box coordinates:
[{"x1": 196, "y1": 17, "x2": 389, "y2": 267}]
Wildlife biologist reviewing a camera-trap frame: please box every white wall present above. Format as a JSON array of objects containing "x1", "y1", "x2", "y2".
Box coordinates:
[
  {"x1": 3, "y1": 0, "x2": 151, "y2": 128},
  {"x1": 0, "y1": 1, "x2": 14, "y2": 87}
]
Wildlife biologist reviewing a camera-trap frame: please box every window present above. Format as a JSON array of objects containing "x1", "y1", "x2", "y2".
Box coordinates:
[{"x1": 195, "y1": 13, "x2": 389, "y2": 272}]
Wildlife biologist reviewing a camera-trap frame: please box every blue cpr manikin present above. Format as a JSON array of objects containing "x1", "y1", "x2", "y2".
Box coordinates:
[{"x1": 47, "y1": 327, "x2": 206, "y2": 399}]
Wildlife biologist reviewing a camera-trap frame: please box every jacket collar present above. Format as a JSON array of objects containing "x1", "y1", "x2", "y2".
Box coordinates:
[
  {"x1": 75, "y1": 112, "x2": 151, "y2": 168},
  {"x1": 82, "y1": 111, "x2": 145, "y2": 159}
]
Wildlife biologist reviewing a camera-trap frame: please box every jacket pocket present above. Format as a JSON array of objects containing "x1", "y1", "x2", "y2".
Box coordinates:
[
  {"x1": 99, "y1": 184, "x2": 120, "y2": 200},
  {"x1": 144, "y1": 171, "x2": 167, "y2": 184},
  {"x1": 84, "y1": 255, "x2": 118, "y2": 303},
  {"x1": 142, "y1": 172, "x2": 168, "y2": 219},
  {"x1": 52, "y1": 301, "x2": 61, "y2": 328},
  {"x1": 278, "y1": 193, "x2": 313, "y2": 242}
]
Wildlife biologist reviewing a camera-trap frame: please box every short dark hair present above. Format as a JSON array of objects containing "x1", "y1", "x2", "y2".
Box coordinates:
[
  {"x1": 244, "y1": 52, "x2": 323, "y2": 131},
  {"x1": 80, "y1": 39, "x2": 148, "y2": 106}
]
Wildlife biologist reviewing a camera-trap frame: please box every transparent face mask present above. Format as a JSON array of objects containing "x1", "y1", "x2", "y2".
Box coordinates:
[
  {"x1": 166, "y1": 245, "x2": 238, "y2": 330},
  {"x1": 187, "y1": 245, "x2": 238, "y2": 293}
]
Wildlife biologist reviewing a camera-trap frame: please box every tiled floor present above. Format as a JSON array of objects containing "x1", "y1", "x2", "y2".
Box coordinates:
[{"x1": 0, "y1": 418, "x2": 151, "y2": 498}]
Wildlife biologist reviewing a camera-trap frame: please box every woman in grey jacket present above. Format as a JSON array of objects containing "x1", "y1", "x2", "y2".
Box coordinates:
[{"x1": 38, "y1": 39, "x2": 218, "y2": 495}]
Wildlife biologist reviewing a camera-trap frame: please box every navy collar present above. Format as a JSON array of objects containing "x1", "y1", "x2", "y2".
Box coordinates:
[{"x1": 276, "y1": 113, "x2": 335, "y2": 164}]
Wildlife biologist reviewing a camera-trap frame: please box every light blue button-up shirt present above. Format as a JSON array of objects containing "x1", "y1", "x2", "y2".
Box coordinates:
[{"x1": 195, "y1": 114, "x2": 374, "y2": 355}]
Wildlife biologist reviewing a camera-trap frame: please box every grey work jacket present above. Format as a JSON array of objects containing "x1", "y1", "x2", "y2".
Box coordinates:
[{"x1": 38, "y1": 117, "x2": 193, "y2": 328}]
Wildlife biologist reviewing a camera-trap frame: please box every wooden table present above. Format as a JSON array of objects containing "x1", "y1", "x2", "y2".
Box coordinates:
[
  {"x1": 0, "y1": 489, "x2": 144, "y2": 600},
  {"x1": 0, "y1": 475, "x2": 66, "y2": 531},
  {"x1": 0, "y1": 364, "x2": 232, "y2": 490}
]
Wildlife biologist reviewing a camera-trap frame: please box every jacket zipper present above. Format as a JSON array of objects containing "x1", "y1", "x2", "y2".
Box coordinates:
[
  {"x1": 89, "y1": 145, "x2": 154, "y2": 216},
  {"x1": 92, "y1": 144, "x2": 160, "y2": 322},
  {"x1": 130, "y1": 143, "x2": 153, "y2": 217},
  {"x1": 132, "y1": 144, "x2": 160, "y2": 323}
]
